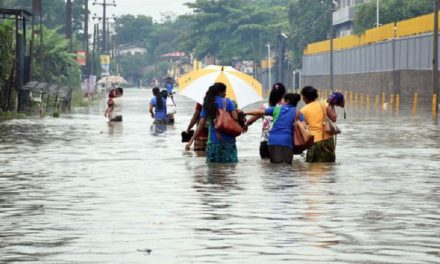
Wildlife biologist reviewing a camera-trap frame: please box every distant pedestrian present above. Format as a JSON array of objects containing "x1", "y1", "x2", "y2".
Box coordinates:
[
  {"x1": 244, "y1": 82, "x2": 286, "y2": 159},
  {"x1": 300, "y1": 86, "x2": 336, "y2": 163},
  {"x1": 245, "y1": 93, "x2": 304, "y2": 164},
  {"x1": 149, "y1": 87, "x2": 168, "y2": 124},
  {"x1": 105, "y1": 87, "x2": 123, "y2": 122},
  {"x1": 161, "y1": 90, "x2": 176, "y2": 124},
  {"x1": 185, "y1": 82, "x2": 239, "y2": 163}
]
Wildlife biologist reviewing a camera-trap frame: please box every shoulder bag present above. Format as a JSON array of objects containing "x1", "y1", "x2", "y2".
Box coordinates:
[
  {"x1": 321, "y1": 102, "x2": 341, "y2": 135},
  {"x1": 214, "y1": 98, "x2": 242, "y2": 137},
  {"x1": 293, "y1": 111, "x2": 314, "y2": 154}
]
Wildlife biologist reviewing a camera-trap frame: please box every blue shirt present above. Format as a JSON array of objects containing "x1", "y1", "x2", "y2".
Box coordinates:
[
  {"x1": 201, "y1": 96, "x2": 237, "y2": 144},
  {"x1": 150, "y1": 96, "x2": 168, "y2": 121},
  {"x1": 165, "y1": 82, "x2": 173, "y2": 94},
  {"x1": 265, "y1": 105, "x2": 304, "y2": 149}
]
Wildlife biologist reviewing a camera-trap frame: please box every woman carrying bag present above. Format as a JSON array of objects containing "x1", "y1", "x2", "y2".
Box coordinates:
[
  {"x1": 300, "y1": 86, "x2": 343, "y2": 163},
  {"x1": 185, "y1": 83, "x2": 240, "y2": 163}
]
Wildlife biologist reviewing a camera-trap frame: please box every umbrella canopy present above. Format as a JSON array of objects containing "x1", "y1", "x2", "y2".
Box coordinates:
[
  {"x1": 97, "y1": 75, "x2": 128, "y2": 85},
  {"x1": 178, "y1": 65, "x2": 263, "y2": 109}
]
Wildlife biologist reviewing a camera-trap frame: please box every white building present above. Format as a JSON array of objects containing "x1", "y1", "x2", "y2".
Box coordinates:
[
  {"x1": 332, "y1": 0, "x2": 370, "y2": 37},
  {"x1": 118, "y1": 44, "x2": 147, "y2": 56}
]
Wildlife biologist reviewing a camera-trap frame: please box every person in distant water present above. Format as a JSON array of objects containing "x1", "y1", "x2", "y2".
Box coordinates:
[
  {"x1": 185, "y1": 103, "x2": 208, "y2": 151},
  {"x1": 327, "y1": 92, "x2": 346, "y2": 122},
  {"x1": 186, "y1": 83, "x2": 239, "y2": 163},
  {"x1": 149, "y1": 87, "x2": 168, "y2": 124},
  {"x1": 245, "y1": 93, "x2": 304, "y2": 164},
  {"x1": 300, "y1": 86, "x2": 335, "y2": 163},
  {"x1": 244, "y1": 83, "x2": 287, "y2": 159},
  {"x1": 105, "y1": 87, "x2": 123, "y2": 122},
  {"x1": 164, "y1": 76, "x2": 176, "y2": 95},
  {"x1": 161, "y1": 89, "x2": 176, "y2": 124}
]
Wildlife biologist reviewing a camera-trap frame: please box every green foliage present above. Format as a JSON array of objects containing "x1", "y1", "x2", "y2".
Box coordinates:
[
  {"x1": 0, "y1": 22, "x2": 14, "y2": 91},
  {"x1": 32, "y1": 27, "x2": 81, "y2": 89},
  {"x1": 119, "y1": 53, "x2": 149, "y2": 83},
  {"x1": 178, "y1": 0, "x2": 288, "y2": 63},
  {"x1": 1, "y1": 0, "x2": 86, "y2": 37},
  {"x1": 288, "y1": 0, "x2": 333, "y2": 68},
  {"x1": 353, "y1": 0, "x2": 433, "y2": 34},
  {"x1": 114, "y1": 15, "x2": 154, "y2": 45}
]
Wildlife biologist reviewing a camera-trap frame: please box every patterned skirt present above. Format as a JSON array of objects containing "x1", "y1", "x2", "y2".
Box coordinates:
[
  {"x1": 305, "y1": 137, "x2": 336, "y2": 163},
  {"x1": 206, "y1": 143, "x2": 238, "y2": 163}
]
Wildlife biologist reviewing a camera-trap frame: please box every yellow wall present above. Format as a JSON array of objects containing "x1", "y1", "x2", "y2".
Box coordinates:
[{"x1": 305, "y1": 11, "x2": 440, "y2": 55}]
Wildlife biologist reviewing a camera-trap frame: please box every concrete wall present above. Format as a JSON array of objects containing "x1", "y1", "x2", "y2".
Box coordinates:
[
  {"x1": 302, "y1": 32, "x2": 439, "y2": 102},
  {"x1": 302, "y1": 70, "x2": 435, "y2": 101}
]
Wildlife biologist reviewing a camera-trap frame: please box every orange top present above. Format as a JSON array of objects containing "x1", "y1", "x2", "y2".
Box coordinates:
[{"x1": 300, "y1": 100, "x2": 332, "y2": 143}]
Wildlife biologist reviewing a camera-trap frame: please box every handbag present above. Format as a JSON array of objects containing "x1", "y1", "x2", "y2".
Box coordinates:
[
  {"x1": 214, "y1": 98, "x2": 242, "y2": 137},
  {"x1": 293, "y1": 111, "x2": 314, "y2": 154},
  {"x1": 321, "y1": 102, "x2": 341, "y2": 135}
]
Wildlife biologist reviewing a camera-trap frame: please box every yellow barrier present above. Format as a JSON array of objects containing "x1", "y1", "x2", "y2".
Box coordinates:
[
  {"x1": 413, "y1": 93, "x2": 418, "y2": 116},
  {"x1": 375, "y1": 95, "x2": 380, "y2": 113},
  {"x1": 396, "y1": 94, "x2": 400, "y2": 114},
  {"x1": 366, "y1": 95, "x2": 371, "y2": 112},
  {"x1": 305, "y1": 12, "x2": 440, "y2": 55},
  {"x1": 433, "y1": 94, "x2": 438, "y2": 120}
]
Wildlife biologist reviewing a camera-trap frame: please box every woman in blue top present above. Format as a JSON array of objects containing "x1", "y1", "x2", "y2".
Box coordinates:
[
  {"x1": 185, "y1": 82, "x2": 239, "y2": 163},
  {"x1": 245, "y1": 93, "x2": 304, "y2": 164},
  {"x1": 149, "y1": 87, "x2": 168, "y2": 124}
]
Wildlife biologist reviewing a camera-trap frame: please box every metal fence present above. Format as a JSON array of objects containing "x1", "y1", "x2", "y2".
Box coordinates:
[{"x1": 302, "y1": 33, "x2": 436, "y2": 76}]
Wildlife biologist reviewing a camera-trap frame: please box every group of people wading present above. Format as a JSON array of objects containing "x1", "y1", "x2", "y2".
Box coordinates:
[
  {"x1": 184, "y1": 82, "x2": 345, "y2": 164},
  {"x1": 104, "y1": 80, "x2": 345, "y2": 165}
]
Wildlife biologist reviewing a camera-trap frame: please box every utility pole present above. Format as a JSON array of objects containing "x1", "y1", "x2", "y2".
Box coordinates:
[
  {"x1": 84, "y1": 0, "x2": 90, "y2": 76},
  {"x1": 376, "y1": 0, "x2": 380, "y2": 27},
  {"x1": 66, "y1": 0, "x2": 72, "y2": 52},
  {"x1": 434, "y1": 0, "x2": 439, "y2": 115},
  {"x1": 93, "y1": 0, "x2": 116, "y2": 54}
]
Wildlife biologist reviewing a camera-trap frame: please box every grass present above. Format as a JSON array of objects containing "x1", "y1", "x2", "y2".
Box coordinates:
[{"x1": 0, "y1": 111, "x2": 27, "y2": 121}]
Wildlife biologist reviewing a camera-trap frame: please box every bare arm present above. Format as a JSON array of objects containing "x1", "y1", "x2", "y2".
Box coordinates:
[
  {"x1": 243, "y1": 109, "x2": 265, "y2": 116},
  {"x1": 327, "y1": 105, "x2": 337, "y2": 122},
  {"x1": 186, "y1": 109, "x2": 201, "y2": 133},
  {"x1": 185, "y1": 118, "x2": 206, "y2": 151},
  {"x1": 149, "y1": 103, "x2": 154, "y2": 118}
]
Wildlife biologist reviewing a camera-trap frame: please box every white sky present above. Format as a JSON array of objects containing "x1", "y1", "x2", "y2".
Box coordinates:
[{"x1": 90, "y1": 0, "x2": 195, "y2": 22}]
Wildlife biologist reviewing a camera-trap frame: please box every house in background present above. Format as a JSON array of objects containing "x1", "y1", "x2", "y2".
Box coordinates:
[{"x1": 118, "y1": 44, "x2": 147, "y2": 56}]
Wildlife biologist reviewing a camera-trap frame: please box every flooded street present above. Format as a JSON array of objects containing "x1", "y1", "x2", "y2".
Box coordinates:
[{"x1": 1, "y1": 88, "x2": 440, "y2": 263}]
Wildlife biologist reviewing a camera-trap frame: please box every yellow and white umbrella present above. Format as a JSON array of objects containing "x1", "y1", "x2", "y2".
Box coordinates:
[
  {"x1": 178, "y1": 65, "x2": 263, "y2": 109},
  {"x1": 97, "y1": 75, "x2": 128, "y2": 85}
]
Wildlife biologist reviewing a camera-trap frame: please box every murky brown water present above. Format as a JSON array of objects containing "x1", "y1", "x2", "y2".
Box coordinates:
[{"x1": 1, "y1": 89, "x2": 440, "y2": 263}]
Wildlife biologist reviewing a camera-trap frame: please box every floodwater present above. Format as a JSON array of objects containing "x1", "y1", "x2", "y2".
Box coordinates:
[{"x1": 1, "y1": 89, "x2": 439, "y2": 264}]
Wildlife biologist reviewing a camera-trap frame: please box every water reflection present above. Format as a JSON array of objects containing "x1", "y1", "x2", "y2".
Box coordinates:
[{"x1": 1, "y1": 89, "x2": 439, "y2": 263}]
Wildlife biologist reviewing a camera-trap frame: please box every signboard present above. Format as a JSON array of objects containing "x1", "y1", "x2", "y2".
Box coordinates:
[
  {"x1": 241, "y1": 61, "x2": 254, "y2": 75},
  {"x1": 76, "y1": 50, "x2": 86, "y2": 66},
  {"x1": 100, "y1": 55, "x2": 111, "y2": 76}
]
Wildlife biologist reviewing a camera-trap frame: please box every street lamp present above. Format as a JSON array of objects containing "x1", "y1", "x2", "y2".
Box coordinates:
[
  {"x1": 266, "y1": 43, "x2": 272, "y2": 89},
  {"x1": 278, "y1": 32, "x2": 288, "y2": 83},
  {"x1": 329, "y1": 0, "x2": 339, "y2": 92}
]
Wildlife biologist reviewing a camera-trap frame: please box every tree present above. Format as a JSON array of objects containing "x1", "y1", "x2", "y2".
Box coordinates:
[
  {"x1": 353, "y1": 0, "x2": 433, "y2": 34},
  {"x1": 288, "y1": 0, "x2": 333, "y2": 68},
  {"x1": 178, "y1": 0, "x2": 288, "y2": 64},
  {"x1": 32, "y1": 27, "x2": 81, "y2": 89},
  {"x1": 1, "y1": 0, "x2": 86, "y2": 37},
  {"x1": 0, "y1": 22, "x2": 15, "y2": 111},
  {"x1": 114, "y1": 14, "x2": 154, "y2": 45}
]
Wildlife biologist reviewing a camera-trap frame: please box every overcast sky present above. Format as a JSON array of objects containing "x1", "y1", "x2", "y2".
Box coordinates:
[{"x1": 90, "y1": 0, "x2": 195, "y2": 21}]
